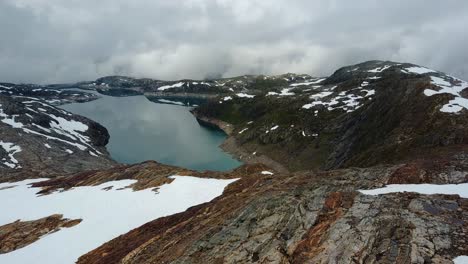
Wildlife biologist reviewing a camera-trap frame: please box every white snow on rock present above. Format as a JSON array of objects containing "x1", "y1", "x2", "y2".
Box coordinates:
[
  {"x1": 0, "y1": 107, "x2": 24, "y2": 128},
  {"x1": 0, "y1": 176, "x2": 237, "y2": 264},
  {"x1": 261, "y1": 171, "x2": 274, "y2": 175},
  {"x1": 454, "y1": 256, "x2": 468, "y2": 264},
  {"x1": 359, "y1": 183, "x2": 468, "y2": 198},
  {"x1": 0, "y1": 99, "x2": 101, "y2": 156},
  {"x1": 277, "y1": 88, "x2": 295, "y2": 96},
  {"x1": 310, "y1": 91, "x2": 333, "y2": 99},
  {"x1": 238, "y1": 128, "x2": 248, "y2": 134},
  {"x1": 289, "y1": 78, "x2": 325, "y2": 87},
  {"x1": 423, "y1": 76, "x2": 468, "y2": 113},
  {"x1": 49, "y1": 115, "x2": 88, "y2": 136},
  {"x1": 157, "y1": 82, "x2": 185, "y2": 91},
  {"x1": 236, "y1": 93, "x2": 255, "y2": 98},
  {"x1": 302, "y1": 86, "x2": 374, "y2": 113},
  {"x1": 403, "y1": 66, "x2": 437, "y2": 75},
  {"x1": 0, "y1": 141, "x2": 22, "y2": 169},
  {"x1": 270, "y1": 125, "x2": 279, "y2": 131},
  {"x1": 157, "y1": 99, "x2": 185, "y2": 106},
  {"x1": 223, "y1": 96, "x2": 233, "y2": 101},
  {"x1": 368, "y1": 65, "x2": 391, "y2": 73}
]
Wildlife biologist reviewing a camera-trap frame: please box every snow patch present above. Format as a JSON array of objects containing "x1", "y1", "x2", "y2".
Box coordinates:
[
  {"x1": 0, "y1": 176, "x2": 237, "y2": 264},
  {"x1": 359, "y1": 183, "x2": 468, "y2": 198},
  {"x1": 157, "y1": 99, "x2": 185, "y2": 106},
  {"x1": 368, "y1": 65, "x2": 391, "y2": 73},
  {"x1": 157, "y1": 82, "x2": 185, "y2": 91},
  {"x1": 290, "y1": 78, "x2": 325, "y2": 87},
  {"x1": 403, "y1": 66, "x2": 437, "y2": 75},
  {"x1": 0, "y1": 141, "x2": 22, "y2": 169},
  {"x1": 261, "y1": 171, "x2": 274, "y2": 175},
  {"x1": 454, "y1": 256, "x2": 468, "y2": 264},
  {"x1": 236, "y1": 93, "x2": 255, "y2": 98},
  {"x1": 424, "y1": 76, "x2": 468, "y2": 113},
  {"x1": 0, "y1": 107, "x2": 24, "y2": 128},
  {"x1": 238, "y1": 128, "x2": 248, "y2": 134}
]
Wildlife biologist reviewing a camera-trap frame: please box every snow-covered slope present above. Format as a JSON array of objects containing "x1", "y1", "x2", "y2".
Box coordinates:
[{"x1": 0, "y1": 176, "x2": 237, "y2": 264}]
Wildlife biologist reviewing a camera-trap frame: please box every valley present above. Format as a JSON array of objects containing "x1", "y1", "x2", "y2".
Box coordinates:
[{"x1": 0, "y1": 60, "x2": 467, "y2": 263}]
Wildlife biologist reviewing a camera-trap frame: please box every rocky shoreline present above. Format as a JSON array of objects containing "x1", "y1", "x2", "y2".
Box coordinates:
[{"x1": 191, "y1": 110, "x2": 289, "y2": 173}]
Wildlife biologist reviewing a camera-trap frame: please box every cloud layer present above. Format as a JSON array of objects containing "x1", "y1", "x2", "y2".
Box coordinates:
[{"x1": 1, "y1": 0, "x2": 467, "y2": 84}]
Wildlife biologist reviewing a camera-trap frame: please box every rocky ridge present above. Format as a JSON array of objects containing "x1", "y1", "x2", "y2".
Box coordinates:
[
  {"x1": 0, "y1": 94, "x2": 115, "y2": 182},
  {"x1": 0, "y1": 214, "x2": 81, "y2": 254},
  {"x1": 193, "y1": 61, "x2": 468, "y2": 171}
]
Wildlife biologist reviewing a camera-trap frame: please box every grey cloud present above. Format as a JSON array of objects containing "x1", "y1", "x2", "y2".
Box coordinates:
[{"x1": 1, "y1": 0, "x2": 468, "y2": 84}]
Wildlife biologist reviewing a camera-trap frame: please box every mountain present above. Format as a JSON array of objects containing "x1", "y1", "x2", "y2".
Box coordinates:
[
  {"x1": 0, "y1": 89, "x2": 115, "y2": 182},
  {"x1": 0, "y1": 60, "x2": 467, "y2": 263},
  {"x1": 193, "y1": 60, "x2": 468, "y2": 171}
]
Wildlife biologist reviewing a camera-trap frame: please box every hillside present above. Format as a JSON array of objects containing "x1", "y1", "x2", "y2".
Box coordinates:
[{"x1": 0, "y1": 60, "x2": 467, "y2": 263}]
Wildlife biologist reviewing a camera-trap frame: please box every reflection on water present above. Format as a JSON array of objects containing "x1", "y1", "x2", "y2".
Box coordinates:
[{"x1": 61, "y1": 94, "x2": 242, "y2": 171}]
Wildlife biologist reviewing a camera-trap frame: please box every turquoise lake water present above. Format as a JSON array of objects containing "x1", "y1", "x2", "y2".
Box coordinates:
[{"x1": 61, "y1": 94, "x2": 241, "y2": 171}]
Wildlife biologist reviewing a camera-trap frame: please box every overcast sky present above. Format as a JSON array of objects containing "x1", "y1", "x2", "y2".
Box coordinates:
[{"x1": 1, "y1": 0, "x2": 467, "y2": 84}]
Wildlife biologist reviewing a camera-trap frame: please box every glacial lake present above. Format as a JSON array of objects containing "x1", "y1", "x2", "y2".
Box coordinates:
[{"x1": 61, "y1": 93, "x2": 242, "y2": 171}]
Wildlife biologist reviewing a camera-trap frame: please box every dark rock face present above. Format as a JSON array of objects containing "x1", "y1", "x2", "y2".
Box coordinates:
[{"x1": 0, "y1": 95, "x2": 115, "y2": 181}]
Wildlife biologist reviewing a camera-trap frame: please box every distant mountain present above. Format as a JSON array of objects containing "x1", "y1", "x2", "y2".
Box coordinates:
[{"x1": 192, "y1": 60, "x2": 468, "y2": 171}]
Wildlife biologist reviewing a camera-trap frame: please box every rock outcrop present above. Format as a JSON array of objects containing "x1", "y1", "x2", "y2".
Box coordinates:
[
  {"x1": 0, "y1": 94, "x2": 116, "y2": 182},
  {"x1": 0, "y1": 214, "x2": 81, "y2": 254},
  {"x1": 75, "y1": 153, "x2": 467, "y2": 264}
]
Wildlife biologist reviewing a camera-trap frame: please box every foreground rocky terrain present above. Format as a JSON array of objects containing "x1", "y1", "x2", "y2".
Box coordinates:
[
  {"x1": 0, "y1": 60, "x2": 467, "y2": 263},
  {"x1": 75, "y1": 156, "x2": 467, "y2": 264}
]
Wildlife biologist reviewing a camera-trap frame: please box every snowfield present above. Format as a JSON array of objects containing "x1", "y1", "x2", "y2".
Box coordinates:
[
  {"x1": 359, "y1": 183, "x2": 468, "y2": 198},
  {"x1": 454, "y1": 256, "x2": 468, "y2": 264},
  {"x1": 403, "y1": 66, "x2": 437, "y2": 75},
  {"x1": 0, "y1": 176, "x2": 237, "y2": 264}
]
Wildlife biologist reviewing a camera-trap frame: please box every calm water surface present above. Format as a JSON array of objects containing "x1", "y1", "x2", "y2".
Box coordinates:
[{"x1": 61, "y1": 94, "x2": 241, "y2": 171}]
